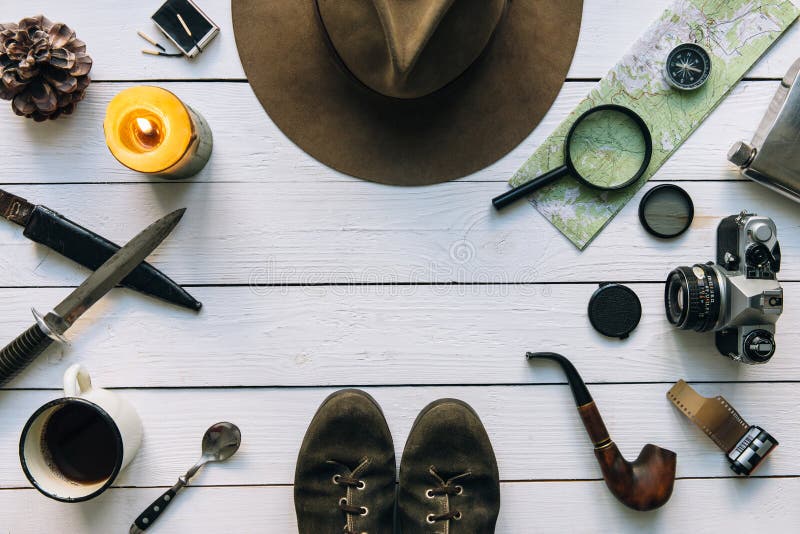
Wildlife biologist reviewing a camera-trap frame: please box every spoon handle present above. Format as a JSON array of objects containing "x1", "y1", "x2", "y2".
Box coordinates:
[{"x1": 129, "y1": 478, "x2": 187, "y2": 533}]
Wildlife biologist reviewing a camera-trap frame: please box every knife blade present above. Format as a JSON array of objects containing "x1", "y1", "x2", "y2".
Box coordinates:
[
  {"x1": 0, "y1": 189, "x2": 201, "y2": 311},
  {"x1": 0, "y1": 208, "x2": 186, "y2": 386}
]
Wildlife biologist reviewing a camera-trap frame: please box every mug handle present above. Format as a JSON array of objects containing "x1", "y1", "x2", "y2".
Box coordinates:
[{"x1": 63, "y1": 364, "x2": 92, "y2": 397}]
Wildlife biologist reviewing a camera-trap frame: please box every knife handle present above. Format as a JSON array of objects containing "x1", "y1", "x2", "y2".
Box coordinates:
[{"x1": 0, "y1": 324, "x2": 54, "y2": 386}]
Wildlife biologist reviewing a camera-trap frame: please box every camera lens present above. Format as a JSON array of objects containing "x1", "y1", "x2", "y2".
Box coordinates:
[{"x1": 665, "y1": 264, "x2": 722, "y2": 332}]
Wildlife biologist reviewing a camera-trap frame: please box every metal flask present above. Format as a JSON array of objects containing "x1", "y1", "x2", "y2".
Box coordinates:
[{"x1": 729, "y1": 58, "x2": 800, "y2": 202}]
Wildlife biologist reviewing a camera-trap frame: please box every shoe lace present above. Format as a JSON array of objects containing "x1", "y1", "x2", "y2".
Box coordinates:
[
  {"x1": 425, "y1": 465, "x2": 471, "y2": 524},
  {"x1": 327, "y1": 457, "x2": 371, "y2": 534}
]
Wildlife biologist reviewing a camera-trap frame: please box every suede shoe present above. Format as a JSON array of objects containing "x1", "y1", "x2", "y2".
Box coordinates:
[
  {"x1": 294, "y1": 389, "x2": 396, "y2": 534},
  {"x1": 398, "y1": 399, "x2": 500, "y2": 534}
]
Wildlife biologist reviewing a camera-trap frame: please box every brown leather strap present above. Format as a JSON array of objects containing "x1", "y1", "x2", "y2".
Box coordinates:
[
  {"x1": 0, "y1": 189, "x2": 34, "y2": 226},
  {"x1": 667, "y1": 380, "x2": 749, "y2": 453}
]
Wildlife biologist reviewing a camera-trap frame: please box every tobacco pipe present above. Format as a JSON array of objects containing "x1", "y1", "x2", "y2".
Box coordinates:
[{"x1": 527, "y1": 352, "x2": 676, "y2": 511}]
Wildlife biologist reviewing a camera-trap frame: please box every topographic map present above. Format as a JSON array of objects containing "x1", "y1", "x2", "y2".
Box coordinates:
[{"x1": 510, "y1": 0, "x2": 800, "y2": 249}]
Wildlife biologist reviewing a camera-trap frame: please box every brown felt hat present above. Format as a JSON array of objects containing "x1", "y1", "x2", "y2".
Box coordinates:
[{"x1": 232, "y1": 0, "x2": 583, "y2": 185}]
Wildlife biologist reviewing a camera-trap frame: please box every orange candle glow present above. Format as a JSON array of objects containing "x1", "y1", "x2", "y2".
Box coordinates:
[{"x1": 104, "y1": 86, "x2": 212, "y2": 179}]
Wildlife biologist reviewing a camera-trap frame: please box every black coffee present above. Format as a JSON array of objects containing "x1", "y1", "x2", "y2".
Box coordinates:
[{"x1": 41, "y1": 402, "x2": 119, "y2": 484}]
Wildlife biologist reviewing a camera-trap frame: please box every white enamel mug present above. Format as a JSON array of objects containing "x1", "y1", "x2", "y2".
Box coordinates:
[{"x1": 19, "y1": 364, "x2": 143, "y2": 502}]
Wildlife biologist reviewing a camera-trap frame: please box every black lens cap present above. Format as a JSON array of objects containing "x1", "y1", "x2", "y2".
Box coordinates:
[
  {"x1": 639, "y1": 184, "x2": 694, "y2": 238},
  {"x1": 588, "y1": 283, "x2": 642, "y2": 339}
]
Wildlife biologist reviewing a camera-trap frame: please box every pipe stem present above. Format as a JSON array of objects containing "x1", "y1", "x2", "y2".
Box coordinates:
[{"x1": 526, "y1": 352, "x2": 593, "y2": 406}]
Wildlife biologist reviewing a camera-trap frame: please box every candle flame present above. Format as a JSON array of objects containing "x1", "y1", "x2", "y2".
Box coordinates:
[{"x1": 135, "y1": 117, "x2": 156, "y2": 136}]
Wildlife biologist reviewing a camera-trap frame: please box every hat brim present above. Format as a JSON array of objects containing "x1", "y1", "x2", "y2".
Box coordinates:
[{"x1": 232, "y1": 0, "x2": 583, "y2": 186}]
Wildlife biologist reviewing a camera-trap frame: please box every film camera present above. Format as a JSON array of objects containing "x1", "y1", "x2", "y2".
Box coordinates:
[{"x1": 665, "y1": 212, "x2": 783, "y2": 364}]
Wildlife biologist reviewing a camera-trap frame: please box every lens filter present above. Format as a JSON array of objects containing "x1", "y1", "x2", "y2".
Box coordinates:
[{"x1": 639, "y1": 184, "x2": 694, "y2": 238}]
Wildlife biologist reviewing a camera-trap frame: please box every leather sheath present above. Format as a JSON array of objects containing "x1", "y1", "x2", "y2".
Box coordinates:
[
  {"x1": 1, "y1": 190, "x2": 200, "y2": 311},
  {"x1": 667, "y1": 380, "x2": 749, "y2": 452}
]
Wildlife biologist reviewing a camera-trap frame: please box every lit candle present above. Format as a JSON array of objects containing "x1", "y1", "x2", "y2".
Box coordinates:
[{"x1": 103, "y1": 86, "x2": 212, "y2": 179}]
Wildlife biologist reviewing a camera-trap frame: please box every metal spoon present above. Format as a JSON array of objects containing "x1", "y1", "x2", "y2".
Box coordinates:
[{"x1": 130, "y1": 422, "x2": 242, "y2": 533}]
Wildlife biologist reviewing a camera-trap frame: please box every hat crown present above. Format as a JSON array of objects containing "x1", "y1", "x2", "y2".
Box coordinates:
[{"x1": 317, "y1": 0, "x2": 506, "y2": 99}]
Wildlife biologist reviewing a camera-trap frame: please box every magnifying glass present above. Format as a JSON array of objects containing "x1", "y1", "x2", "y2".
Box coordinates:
[{"x1": 492, "y1": 104, "x2": 653, "y2": 210}]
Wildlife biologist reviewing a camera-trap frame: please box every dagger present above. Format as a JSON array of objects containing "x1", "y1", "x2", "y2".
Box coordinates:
[
  {"x1": 0, "y1": 208, "x2": 186, "y2": 387},
  {"x1": 0, "y1": 189, "x2": 201, "y2": 311}
]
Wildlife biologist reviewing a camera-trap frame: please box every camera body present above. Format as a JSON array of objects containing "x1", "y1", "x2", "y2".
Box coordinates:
[{"x1": 665, "y1": 212, "x2": 783, "y2": 364}]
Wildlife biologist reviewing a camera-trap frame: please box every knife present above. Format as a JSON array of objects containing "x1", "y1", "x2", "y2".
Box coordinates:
[
  {"x1": 0, "y1": 189, "x2": 201, "y2": 311},
  {"x1": 0, "y1": 209, "x2": 185, "y2": 387}
]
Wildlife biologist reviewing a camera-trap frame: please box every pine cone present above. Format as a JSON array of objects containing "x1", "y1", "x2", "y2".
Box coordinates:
[{"x1": 0, "y1": 15, "x2": 92, "y2": 121}]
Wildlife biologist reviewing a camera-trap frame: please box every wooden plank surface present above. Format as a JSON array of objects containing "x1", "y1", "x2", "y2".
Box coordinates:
[
  {"x1": 0, "y1": 181, "x2": 797, "y2": 288},
  {"x1": 2, "y1": 0, "x2": 799, "y2": 81},
  {"x1": 1, "y1": 477, "x2": 797, "y2": 534},
  {"x1": 0, "y1": 283, "x2": 798, "y2": 389},
  {"x1": 1, "y1": 384, "x2": 796, "y2": 488},
  {"x1": 1, "y1": 0, "x2": 798, "y2": 533},
  {"x1": 0, "y1": 80, "x2": 790, "y2": 184}
]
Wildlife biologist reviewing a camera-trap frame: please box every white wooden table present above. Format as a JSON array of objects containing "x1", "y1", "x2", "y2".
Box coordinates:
[{"x1": 1, "y1": 1, "x2": 798, "y2": 532}]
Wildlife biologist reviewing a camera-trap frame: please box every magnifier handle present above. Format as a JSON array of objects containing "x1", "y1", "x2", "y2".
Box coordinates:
[{"x1": 492, "y1": 165, "x2": 570, "y2": 210}]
